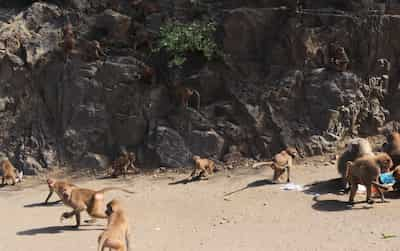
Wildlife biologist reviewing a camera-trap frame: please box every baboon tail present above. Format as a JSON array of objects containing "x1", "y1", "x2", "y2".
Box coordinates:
[
  {"x1": 191, "y1": 89, "x2": 201, "y2": 110},
  {"x1": 97, "y1": 187, "x2": 135, "y2": 194},
  {"x1": 252, "y1": 161, "x2": 273, "y2": 169},
  {"x1": 371, "y1": 181, "x2": 390, "y2": 191}
]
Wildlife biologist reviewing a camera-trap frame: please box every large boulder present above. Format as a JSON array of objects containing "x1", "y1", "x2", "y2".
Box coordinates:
[
  {"x1": 147, "y1": 126, "x2": 192, "y2": 168},
  {"x1": 187, "y1": 129, "x2": 225, "y2": 159}
]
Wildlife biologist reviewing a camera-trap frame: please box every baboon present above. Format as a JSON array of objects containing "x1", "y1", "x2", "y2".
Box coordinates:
[
  {"x1": 346, "y1": 153, "x2": 393, "y2": 205},
  {"x1": 141, "y1": 65, "x2": 155, "y2": 85},
  {"x1": 191, "y1": 155, "x2": 215, "y2": 179},
  {"x1": 131, "y1": 0, "x2": 160, "y2": 21},
  {"x1": 329, "y1": 43, "x2": 349, "y2": 72},
  {"x1": 132, "y1": 22, "x2": 153, "y2": 51},
  {"x1": 98, "y1": 199, "x2": 130, "y2": 251},
  {"x1": 174, "y1": 86, "x2": 201, "y2": 110},
  {"x1": 59, "y1": 185, "x2": 134, "y2": 227},
  {"x1": 1, "y1": 159, "x2": 22, "y2": 186},
  {"x1": 337, "y1": 138, "x2": 374, "y2": 190},
  {"x1": 81, "y1": 40, "x2": 105, "y2": 62},
  {"x1": 383, "y1": 132, "x2": 400, "y2": 167},
  {"x1": 252, "y1": 147, "x2": 298, "y2": 183},
  {"x1": 44, "y1": 178, "x2": 76, "y2": 204},
  {"x1": 109, "y1": 152, "x2": 137, "y2": 178},
  {"x1": 62, "y1": 23, "x2": 75, "y2": 59}
]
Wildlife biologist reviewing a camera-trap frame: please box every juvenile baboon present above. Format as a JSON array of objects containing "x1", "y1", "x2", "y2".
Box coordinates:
[
  {"x1": 109, "y1": 151, "x2": 137, "y2": 178},
  {"x1": 141, "y1": 65, "x2": 155, "y2": 85},
  {"x1": 383, "y1": 132, "x2": 400, "y2": 167},
  {"x1": 59, "y1": 185, "x2": 134, "y2": 227},
  {"x1": 81, "y1": 40, "x2": 105, "y2": 62},
  {"x1": 346, "y1": 153, "x2": 392, "y2": 205},
  {"x1": 1, "y1": 159, "x2": 22, "y2": 186},
  {"x1": 174, "y1": 86, "x2": 201, "y2": 110},
  {"x1": 62, "y1": 23, "x2": 75, "y2": 60},
  {"x1": 97, "y1": 199, "x2": 130, "y2": 251},
  {"x1": 191, "y1": 155, "x2": 215, "y2": 179},
  {"x1": 252, "y1": 147, "x2": 298, "y2": 183},
  {"x1": 337, "y1": 138, "x2": 374, "y2": 190},
  {"x1": 329, "y1": 43, "x2": 349, "y2": 72},
  {"x1": 44, "y1": 178, "x2": 76, "y2": 204}
]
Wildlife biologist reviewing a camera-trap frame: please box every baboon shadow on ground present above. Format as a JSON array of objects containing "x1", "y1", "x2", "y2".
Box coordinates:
[
  {"x1": 304, "y1": 178, "x2": 379, "y2": 212},
  {"x1": 24, "y1": 200, "x2": 63, "y2": 208},
  {"x1": 168, "y1": 175, "x2": 202, "y2": 185},
  {"x1": 17, "y1": 225, "x2": 104, "y2": 236},
  {"x1": 224, "y1": 179, "x2": 275, "y2": 197}
]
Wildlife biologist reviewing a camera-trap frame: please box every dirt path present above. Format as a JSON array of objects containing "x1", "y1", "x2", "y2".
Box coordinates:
[{"x1": 1, "y1": 156, "x2": 400, "y2": 251}]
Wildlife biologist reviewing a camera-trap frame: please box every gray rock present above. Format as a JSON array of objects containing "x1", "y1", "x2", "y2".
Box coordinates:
[
  {"x1": 148, "y1": 126, "x2": 192, "y2": 168},
  {"x1": 187, "y1": 129, "x2": 225, "y2": 159}
]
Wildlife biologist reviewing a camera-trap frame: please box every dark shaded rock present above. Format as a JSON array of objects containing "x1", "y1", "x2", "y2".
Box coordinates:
[
  {"x1": 147, "y1": 126, "x2": 192, "y2": 168},
  {"x1": 95, "y1": 9, "x2": 131, "y2": 41},
  {"x1": 187, "y1": 129, "x2": 225, "y2": 159},
  {"x1": 79, "y1": 152, "x2": 109, "y2": 170}
]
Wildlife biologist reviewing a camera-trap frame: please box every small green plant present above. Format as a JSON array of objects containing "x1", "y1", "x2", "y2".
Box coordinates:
[{"x1": 155, "y1": 21, "x2": 219, "y2": 67}]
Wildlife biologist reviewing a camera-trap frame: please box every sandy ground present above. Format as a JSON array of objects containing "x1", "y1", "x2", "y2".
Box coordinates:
[{"x1": 1, "y1": 156, "x2": 400, "y2": 251}]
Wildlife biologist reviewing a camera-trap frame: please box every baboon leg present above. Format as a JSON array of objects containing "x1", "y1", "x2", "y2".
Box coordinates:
[
  {"x1": 286, "y1": 165, "x2": 291, "y2": 183},
  {"x1": 190, "y1": 168, "x2": 197, "y2": 178},
  {"x1": 2, "y1": 176, "x2": 4, "y2": 185},
  {"x1": 88, "y1": 193, "x2": 107, "y2": 219},
  {"x1": 372, "y1": 183, "x2": 387, "y2": 203},
  {"x1": 74, "y1": 212, "x2": 81, "y2": 227},
  {"x1": 366, "y1": 184, "x2": 374, "y2": 204},
  {"x1": 349, "y1": 182, "x2": 357, "y2": 204}
]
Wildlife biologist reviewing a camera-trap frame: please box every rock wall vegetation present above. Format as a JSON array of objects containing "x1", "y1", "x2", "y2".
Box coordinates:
[{"x1": 0, "y1": 0, "x2": 398, "y2": 173}]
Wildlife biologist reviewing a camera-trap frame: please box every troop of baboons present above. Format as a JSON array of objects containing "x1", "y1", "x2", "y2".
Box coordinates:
[{"x1": 2, "y1": 17, "x2": 399, "y2": 250}]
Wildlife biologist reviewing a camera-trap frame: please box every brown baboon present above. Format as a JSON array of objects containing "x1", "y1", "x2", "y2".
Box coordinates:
[
  {"x1": 44, "y1": 178, "x2": 77, "y2": 204},
  {"x1": 1, "y1": 159, "x2": 21, "y2": 186},
  {"x1": 62, "y1": 23, "x2": 75, "y2": 60},
  {"x1": 174, "y1": 86, "x2": 201, "y2": 110},
  {"x1": 337, "y1": 138, "x2": 374, "y2": 191},
  {"x1": 97, "y1": 199, "x2": 130, "y2": 251},
  {"x1": 346, "y1": 153, "x2": 392, "y2": 205},
  {"x1": 383, "y1": 132, "x2": 400, "y2": 167},
  {"x1": 329, "y1": 43, "x2": 349, "y2": 72},
  {"x1": 59, "y1": 185, "x2": 134, "y2": 227},
  {"x1": 109, "y1": 152, "x2": 137, "y2": 178},
  {"x1": 81, "y1": 40, "x2": 105, "y2": 62},
  {"x1": 191, "y1": 155, "x2": 215, "y2": 179},
  {"x1": 141, "y1": 65, "x2": 155, "y2": 85},
  {"x1": 252, "y1": 147, "x2": 298, "y2": 183}
]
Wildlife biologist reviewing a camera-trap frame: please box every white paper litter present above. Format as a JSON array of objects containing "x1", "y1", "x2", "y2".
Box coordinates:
[{"x1": 280, "y1": 183, "x2": 305, "y2": 191}]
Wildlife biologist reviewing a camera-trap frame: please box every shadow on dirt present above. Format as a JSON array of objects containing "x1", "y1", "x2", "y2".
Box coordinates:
[
  {"x1": 17, "y1": 225, "x2": 104, "y2": 235},
  {"x1": 168, "y1": 175, "x2": 202, "y2": 185},
  {"x1": 24, "y1": 200, "x2": 63, "y2": 208},
  {"x1": 224, "y1": 179, "x2": 275, "y2": 197},
  {"x1": 303, "y1": 178, "x2": 344, "y2": 196},
  {"x1": 17, "y1": 225, "x2": 104, "y2": 236}
]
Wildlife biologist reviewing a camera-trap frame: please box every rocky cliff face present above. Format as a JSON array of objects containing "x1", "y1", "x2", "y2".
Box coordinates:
[{"x1": 0, "y1": 0, "x2": 397, "y2": 173}]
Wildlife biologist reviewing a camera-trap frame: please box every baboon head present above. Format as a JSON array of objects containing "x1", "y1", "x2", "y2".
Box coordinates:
[
  {"x1": 286, "y1": 147, "x2": 298, "y2": 158},
  {"x1": 192, "y1": 155, "x2": 201, "y2": 162},
  {"x1": 376, "y1": 153, "x2": 393, "y2": 172},
  {"x1": 106, "y1": 199, "x2": 122, "y2": 216},
  {"x1": 61, "y1": 186, "x2": 73, "y2": 201},
  {"x1": 47, "y1": 178, "x2": 56, "y2": 187}
]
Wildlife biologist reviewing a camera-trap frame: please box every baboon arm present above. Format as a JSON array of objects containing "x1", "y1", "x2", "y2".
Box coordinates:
[{"x1": 44, "y1": 190, "x2": 54, "y2": 204}]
